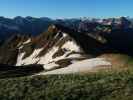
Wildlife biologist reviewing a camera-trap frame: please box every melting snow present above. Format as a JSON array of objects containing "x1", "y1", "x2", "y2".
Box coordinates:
[
  {"x1": 62, "y1": 32, "x2": 67, "y2": 37},
  {"x1": 23, "y1": 39, "x2": 31, "y2": 44},
  {"x1": 38, "y1": 58, "x2": 111, "y2": 75},
  {"x1": 16, "y1": 46, "x2": 60, "y2": 70},
  {"x1": 16, "y1": 48, "x2": 43, "y2": 66},
  {"x1": 16, "y1": 53, "x2": 25, "y2": 66},
  {"x1": 16, "y1": 41, "x2": 83, "y2": 70},
  {"x1": 16, "y1": 38, "x2": 85, "y2": 71},
  {"x1": 44, "y1": 63, "x2": 59, "y2": 70},
  {"x1": 62, "y1": 41, "x2": 80, "y2": 52},
  {"x1": 67, "y1": 54, "x2": 81, "y2": 58},
  {"x1": 18, "y1": 45, "x2": 23, "y2": 49},
  {"x1": 38, "y1": 47, "x2": 59, "y2": 65}
]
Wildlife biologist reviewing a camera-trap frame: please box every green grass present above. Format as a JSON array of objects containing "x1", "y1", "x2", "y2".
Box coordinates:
[
  {"x1": 0, "y1": 68, "x2": 133, "y2": 100},
  {"x1": 0, "y1": 54, "x2": 132, "y2": 100}
]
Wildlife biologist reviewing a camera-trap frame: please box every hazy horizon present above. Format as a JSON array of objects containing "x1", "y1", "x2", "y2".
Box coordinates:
[
  {"x1": 0, "y1": 16, "x2": 131, "y2": 20},
  {"x1": 0, "y1": 0, "x2": 133, "y2": 18}
]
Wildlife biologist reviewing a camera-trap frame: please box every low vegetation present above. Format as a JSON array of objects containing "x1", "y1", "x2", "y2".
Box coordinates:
[{"x1": 0, "y1": 65, "x2": 132, "y2": 99}]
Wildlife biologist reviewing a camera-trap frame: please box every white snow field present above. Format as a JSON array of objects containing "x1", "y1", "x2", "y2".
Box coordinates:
[{"x1": 38, "y1": 58, "x2": 111, "y2": 75}]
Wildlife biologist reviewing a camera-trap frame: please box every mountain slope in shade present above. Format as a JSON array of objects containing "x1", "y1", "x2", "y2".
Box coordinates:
[{"x1": 0, "y1": 16, "x2": 53, "y2": 40}]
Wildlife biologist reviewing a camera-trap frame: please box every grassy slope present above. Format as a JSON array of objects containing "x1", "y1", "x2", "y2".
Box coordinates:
[
  {"x1": 0, "y1": 54, "x2": 133, "y2": 100},
  {"x1": 0, "y1": 69, "x2": 133, "y2": 100}
]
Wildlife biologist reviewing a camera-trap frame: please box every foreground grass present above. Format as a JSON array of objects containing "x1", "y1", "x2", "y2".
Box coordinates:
[{"x1": 0, "y1": 68, "x2": 133, "y2": 100}]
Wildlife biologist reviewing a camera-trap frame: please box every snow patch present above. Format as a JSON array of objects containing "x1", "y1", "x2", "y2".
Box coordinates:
[
  {"x1": 17, "y1": 42, "x2": 23, "y2": 49},
  {"x1": 23, "y1": 39, "x2": 31, "y2": 44},
  {"x1": 62, "y1": 32, "x2": 68, "y2": 37},
  {"x1": 67, "y1": 54, "x2": 81, "y2": 58},
  {"x1": 16, "y1": 53, "x2": 25, "y2": 66},
  {"x1": 62, "y1": 40, "x2": 80, "y2": 52},
  {"x1": 44, "y1": 63, "x2": 59, "y2": 70},
  {"x1": 16, "y1": 48, "x2": 43, "y2": 66},
  {"x1": 18, "y1": 45, "x2": 23, "y2": 49},
  {"x1": 38, "y1": 47, "x2": 59, "y2": 65}
]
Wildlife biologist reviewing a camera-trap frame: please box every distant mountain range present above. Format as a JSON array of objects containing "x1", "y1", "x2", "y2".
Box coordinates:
[
  {"x1": 0, "y1": 16, "x2": 133, "y2": 40},
  {"x1": 0, "y1": 16, "x2": 53, "y2": 39}
]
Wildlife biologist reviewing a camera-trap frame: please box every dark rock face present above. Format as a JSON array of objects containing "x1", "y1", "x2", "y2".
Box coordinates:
[
  {"x1": 55, "y1": 24, "x2": 104, "y2": 55},
  {"x1": 0, "y1": 64, "x2": 44, "y2": 78},
  {"x1": 0, "y1": 34, "x2": 28, "y2": 65},
  {"x1": 103, "y1": 28, "x2": 133, "y2": 55},
  {"x1": 0, "y1": 49, "x2": 18, "y2": 65}
]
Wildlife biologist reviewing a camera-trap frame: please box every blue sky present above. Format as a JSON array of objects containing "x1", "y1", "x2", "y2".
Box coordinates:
[{"x1": 0, "y1": 0, "x2": 133, "y2": 18}]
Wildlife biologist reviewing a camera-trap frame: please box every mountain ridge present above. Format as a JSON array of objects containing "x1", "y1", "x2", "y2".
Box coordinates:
[{"x1": 0, "y1": 17, "x2": 133, "y2": 74}]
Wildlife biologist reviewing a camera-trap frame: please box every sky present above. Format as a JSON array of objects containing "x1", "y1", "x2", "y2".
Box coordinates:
[{"x1": 0, "y1": 0, "x2": 133, "y2": 18}]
